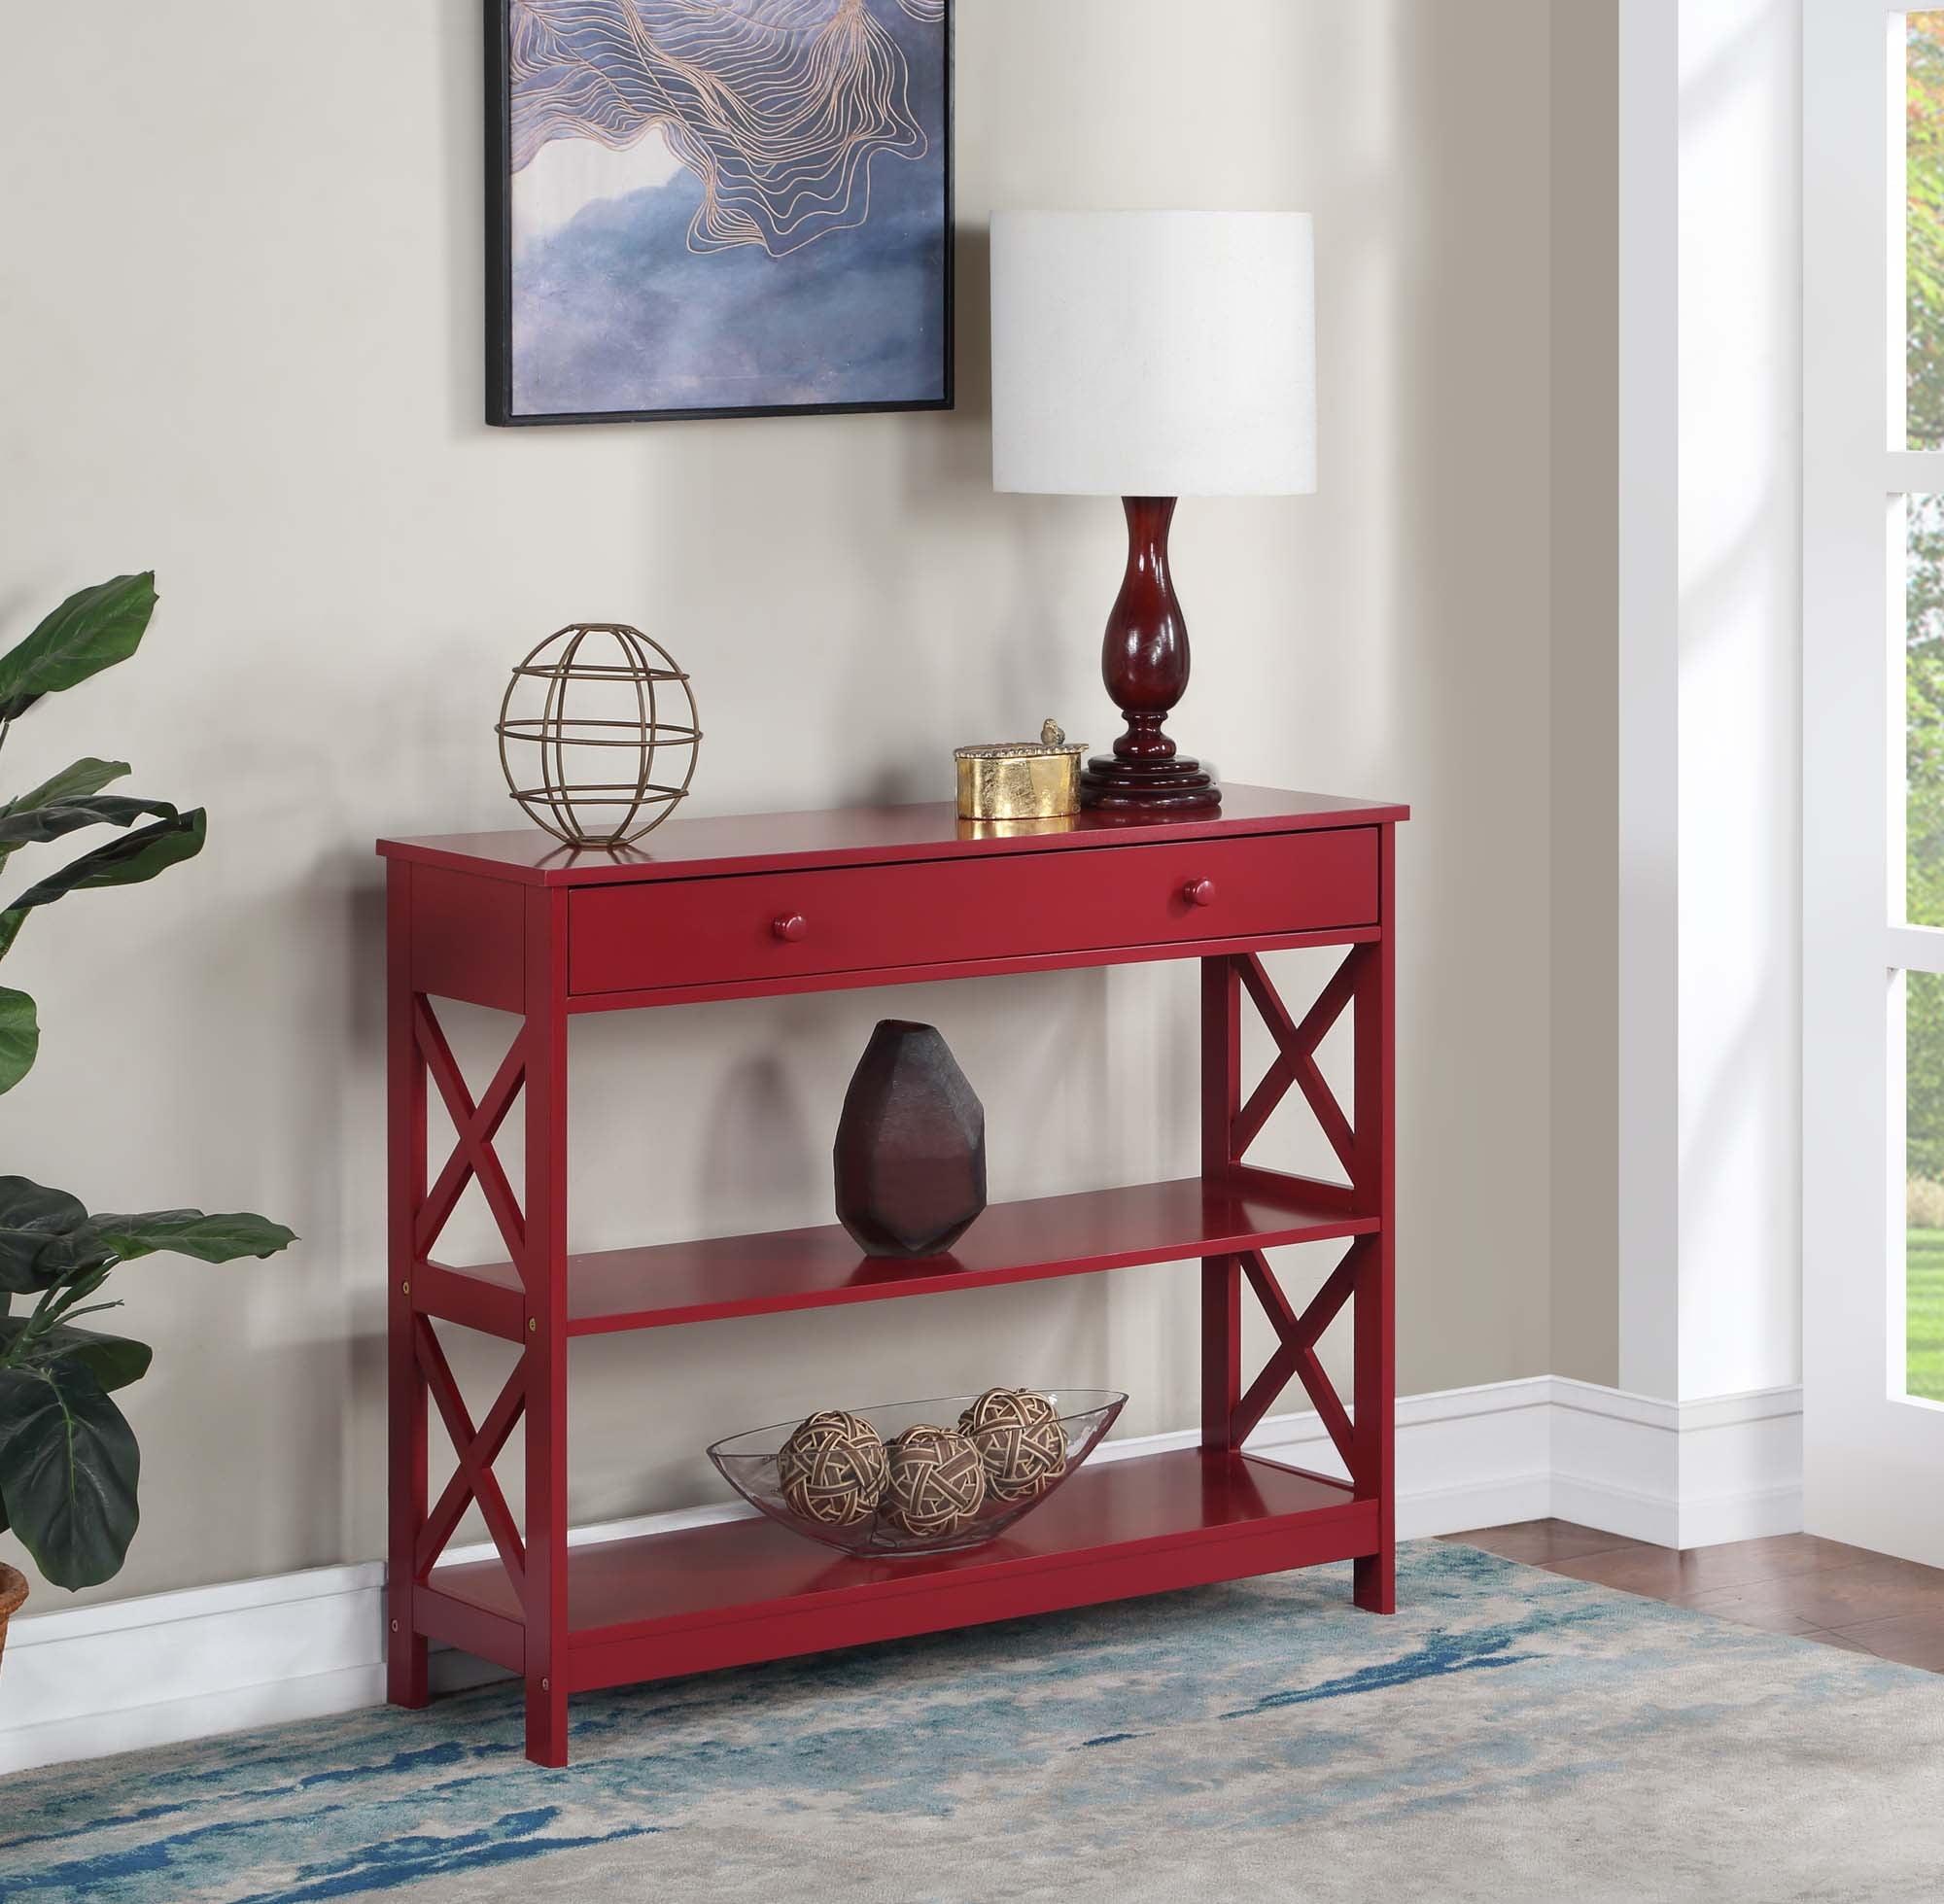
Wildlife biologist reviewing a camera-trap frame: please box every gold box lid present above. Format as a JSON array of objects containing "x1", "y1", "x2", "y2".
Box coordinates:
[{"x1": 954, "y1": 719, "x2": 1086, "y2": 762}]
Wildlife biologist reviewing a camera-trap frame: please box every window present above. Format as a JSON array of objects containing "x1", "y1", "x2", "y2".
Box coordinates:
[
  {"x1": 1805, "y1": 0, "x2": 1944, "y2": 1559},
  {"x1": 1903, "y1": 17, "x2": 1944, "y2": 1401}
]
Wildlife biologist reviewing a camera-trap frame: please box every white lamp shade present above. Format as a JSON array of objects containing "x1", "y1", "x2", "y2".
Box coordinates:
[{"x1": 989, "y1": 210, "x2": 1316, "y2": 499}]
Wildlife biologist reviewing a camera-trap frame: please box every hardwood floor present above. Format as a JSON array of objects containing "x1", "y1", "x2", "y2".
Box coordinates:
[{"x1": 1442, "y1": 1520, "x2": 1944, "y2": 1670}]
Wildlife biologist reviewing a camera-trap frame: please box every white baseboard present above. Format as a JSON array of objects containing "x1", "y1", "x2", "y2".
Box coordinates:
[
  {"x1": 0, "y1": 1561, "x2": 389, "y2": 1777},
  {"x1": 0, "y1": 1374, "x2": 1801, "y2": 1777},
  {"x1": 1547, "y1": 1378, "x2": 1805, "y2": 1548}
]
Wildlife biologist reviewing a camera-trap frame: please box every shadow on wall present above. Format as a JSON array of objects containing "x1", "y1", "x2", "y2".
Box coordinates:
[
  {"x1": 438, "y1": 0, "x2": 486, "y2": 438},
  {"x1": 699, "y1": 1053, "x2": 816, "y2": 1238}
]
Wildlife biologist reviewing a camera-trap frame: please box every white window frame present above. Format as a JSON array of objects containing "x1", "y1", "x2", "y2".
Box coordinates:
[{"x1": 1804, "y1": 0, "x2": 1944, "y2": 1565}]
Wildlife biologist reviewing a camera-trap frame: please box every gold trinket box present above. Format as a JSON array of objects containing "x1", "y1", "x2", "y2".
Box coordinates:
[{"x1": 955, "y1": 720, "x2": 1087, "y2": 821}]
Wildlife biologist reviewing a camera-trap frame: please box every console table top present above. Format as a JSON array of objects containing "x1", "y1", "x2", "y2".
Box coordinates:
[{"x1": 377, "y1": 782, "x2": 1409, "y2": 887}]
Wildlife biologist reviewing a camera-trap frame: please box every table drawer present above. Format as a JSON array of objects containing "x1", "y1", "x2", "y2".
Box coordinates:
[{"x1": 569, "y1": 827, "x2": 1376, "y2": 996}]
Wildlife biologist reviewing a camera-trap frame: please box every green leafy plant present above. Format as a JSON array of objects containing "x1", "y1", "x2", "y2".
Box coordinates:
[{"x1": 0, "y1": 573, "x2": 295, "y2": 1590}]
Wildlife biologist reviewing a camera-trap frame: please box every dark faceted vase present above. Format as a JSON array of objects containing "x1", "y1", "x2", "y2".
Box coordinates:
[{"x1": 834, "y1": 1021, "x2": 988, "y2": 1258}]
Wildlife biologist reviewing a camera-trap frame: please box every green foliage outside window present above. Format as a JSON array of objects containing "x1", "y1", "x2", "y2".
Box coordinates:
[{"x1": 1908, "y1": 18, "x2": 1944, "y2": 1399}]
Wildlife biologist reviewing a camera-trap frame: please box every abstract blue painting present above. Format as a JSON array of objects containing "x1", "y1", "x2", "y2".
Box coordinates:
[{"x1": 487, "y1": 0, "x2": 953, "y2": 424}]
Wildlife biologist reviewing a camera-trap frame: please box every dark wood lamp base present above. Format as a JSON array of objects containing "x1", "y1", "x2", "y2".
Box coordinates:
[{"x1": 1081, "y1": 495, "x2": 1221, "y2": 814}]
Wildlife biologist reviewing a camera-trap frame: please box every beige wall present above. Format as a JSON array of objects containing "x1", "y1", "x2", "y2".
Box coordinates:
[
  {"x1": 1549, "y1": 0, "x2": 1623, "y2": 1387},
  {"x1": 0, "y1": 0, "x2": 1562, "y2": 1606}
]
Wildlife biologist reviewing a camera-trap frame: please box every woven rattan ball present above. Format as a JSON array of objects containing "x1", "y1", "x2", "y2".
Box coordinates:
[
  {"x1": 882, "y1": 1424, "x2": 988, "y2": 1537},
  {"x1": 958, "y1": 1388, "x2": 1067, "y2": 1501},
  {"x1": 778, "y1": 1409, "x2": 888, "y2": 1528}
]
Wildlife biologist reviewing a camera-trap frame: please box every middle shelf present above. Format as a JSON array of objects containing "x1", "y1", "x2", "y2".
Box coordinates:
[{"x1": 416, "y1": 1171, "x2": 1377, "y2": 1340}]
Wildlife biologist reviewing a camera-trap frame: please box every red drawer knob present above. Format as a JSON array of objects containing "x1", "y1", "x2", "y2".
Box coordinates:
[
  {"x1": 1184, "y1": 879, "x2": 1217, "y2": 909},
  {"x1": 773, "y1": 914, "x2": 809, "y2": 943}
]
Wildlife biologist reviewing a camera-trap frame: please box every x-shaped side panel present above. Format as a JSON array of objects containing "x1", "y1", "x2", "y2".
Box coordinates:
[
  {"x1": 415, "y1": 1317, "x2": 528, "y2": 1599},
  {"x1": 414, "y1": 998, "x2": 527, "y2": 1265},
  {"x1": 1233, "y1": 952, "x2": 1359, "y2": 1172},
  {"x1": 1229, "y1": 1238, "x2": 1367, "y2": 1470}
]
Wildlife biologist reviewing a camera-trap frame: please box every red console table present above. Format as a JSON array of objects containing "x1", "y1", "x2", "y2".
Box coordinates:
[{"x1": 378, "y1": 783, "x2": 1406, "y2": 1767}]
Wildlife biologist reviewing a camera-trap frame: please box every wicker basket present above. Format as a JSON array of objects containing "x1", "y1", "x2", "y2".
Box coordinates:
[{"x1": 0, "y1": 1564, "x2": 26, "y2": 1673}]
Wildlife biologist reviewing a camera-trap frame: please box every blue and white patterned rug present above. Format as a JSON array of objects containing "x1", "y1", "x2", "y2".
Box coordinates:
[{"x1": 3, "y1": 1541, "x2": 1941, "y2": 1902}]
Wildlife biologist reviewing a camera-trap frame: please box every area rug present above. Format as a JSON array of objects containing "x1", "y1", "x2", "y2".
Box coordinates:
[{"x1": 3, "y1": 1541, "x2": 1942, "y2": 1902}]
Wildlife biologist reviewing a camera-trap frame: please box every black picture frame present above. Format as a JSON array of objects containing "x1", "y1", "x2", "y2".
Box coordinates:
[{"x1": 483, "y1": 0, "x2": 955, "y2": 428}]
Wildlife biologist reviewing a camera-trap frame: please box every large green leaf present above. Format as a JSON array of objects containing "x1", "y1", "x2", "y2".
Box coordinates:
[
  {"x1": 0, "y1": 1317, "x2": 151, "y2": 1392},
  {"x1": 0, "y1": 794, "x2": 178, "y2": 850},
  {"x1": 6, "y1": 808, "x2": 204, "y2": 910},
  {"x1": 1, "y1": 759, "x2": 129, "y2": 814},
  {"x1": 0, "y1": 759, "x2": 130, "y2": 867},
  {"x1": 0, "y1": 574, "x2": 156, "y2": 722},
  {"x1": 28, "y1": 1205, "x2": 296, "y2": 1285},
  {"x1": 0, "y1": 1177, "x2": 89, "y2": 1295},
  {"x1": 0, "y1": 986, "x2": 36, "y2": 1094},
  {"x1": 70, "y1": 1210, "x2": 295, "y2": 1267},
  {"x1": 0, "y1": 1363, "x2": 139, "y2": 1589},
  {"x1": 0, "y1": 809, "x2": 205, "y2": 961}
]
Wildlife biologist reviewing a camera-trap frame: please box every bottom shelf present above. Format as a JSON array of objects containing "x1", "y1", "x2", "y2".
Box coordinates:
[{"x1": 419, "y1": 1449, "x2": 1377, "y2": 1695}]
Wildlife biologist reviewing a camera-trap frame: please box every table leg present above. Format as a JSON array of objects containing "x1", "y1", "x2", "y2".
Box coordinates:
[
  {"x1": 1351, "y1": 1221, "x2": 1396, "y2": 1614},
  {"x1": 1200, "y1": 955, "x2": 1243, "y2": 1450},
  {"x1": 523, "y1": 887, "x2": 571, "y2": 1766},
  {"x1": 386, "y1": 864, "x2": 430, "y2": 1707},
  {"x1": 1352, "y1": 827, "x2": 1397, "y2": 1614}
]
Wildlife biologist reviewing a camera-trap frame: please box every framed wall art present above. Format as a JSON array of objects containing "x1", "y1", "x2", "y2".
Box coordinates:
[{"x1": 485, "y1": 0, "x2": 954, "y2": 426}]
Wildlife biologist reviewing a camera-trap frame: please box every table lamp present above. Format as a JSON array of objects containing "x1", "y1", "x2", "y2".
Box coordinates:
[{"x1": 989, "y1": 211, "x2": 1316, "y2": 814}]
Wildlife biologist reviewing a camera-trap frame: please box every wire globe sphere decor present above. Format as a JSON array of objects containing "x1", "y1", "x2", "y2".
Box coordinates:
[{"x1": 496, "y1": 623, "x2": 701, "y2": 848}]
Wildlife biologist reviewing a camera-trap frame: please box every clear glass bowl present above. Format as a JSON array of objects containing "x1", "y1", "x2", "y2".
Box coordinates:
[{"x1": 707, "y1": 1390, "x2": 1128, "y2": 1557}]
